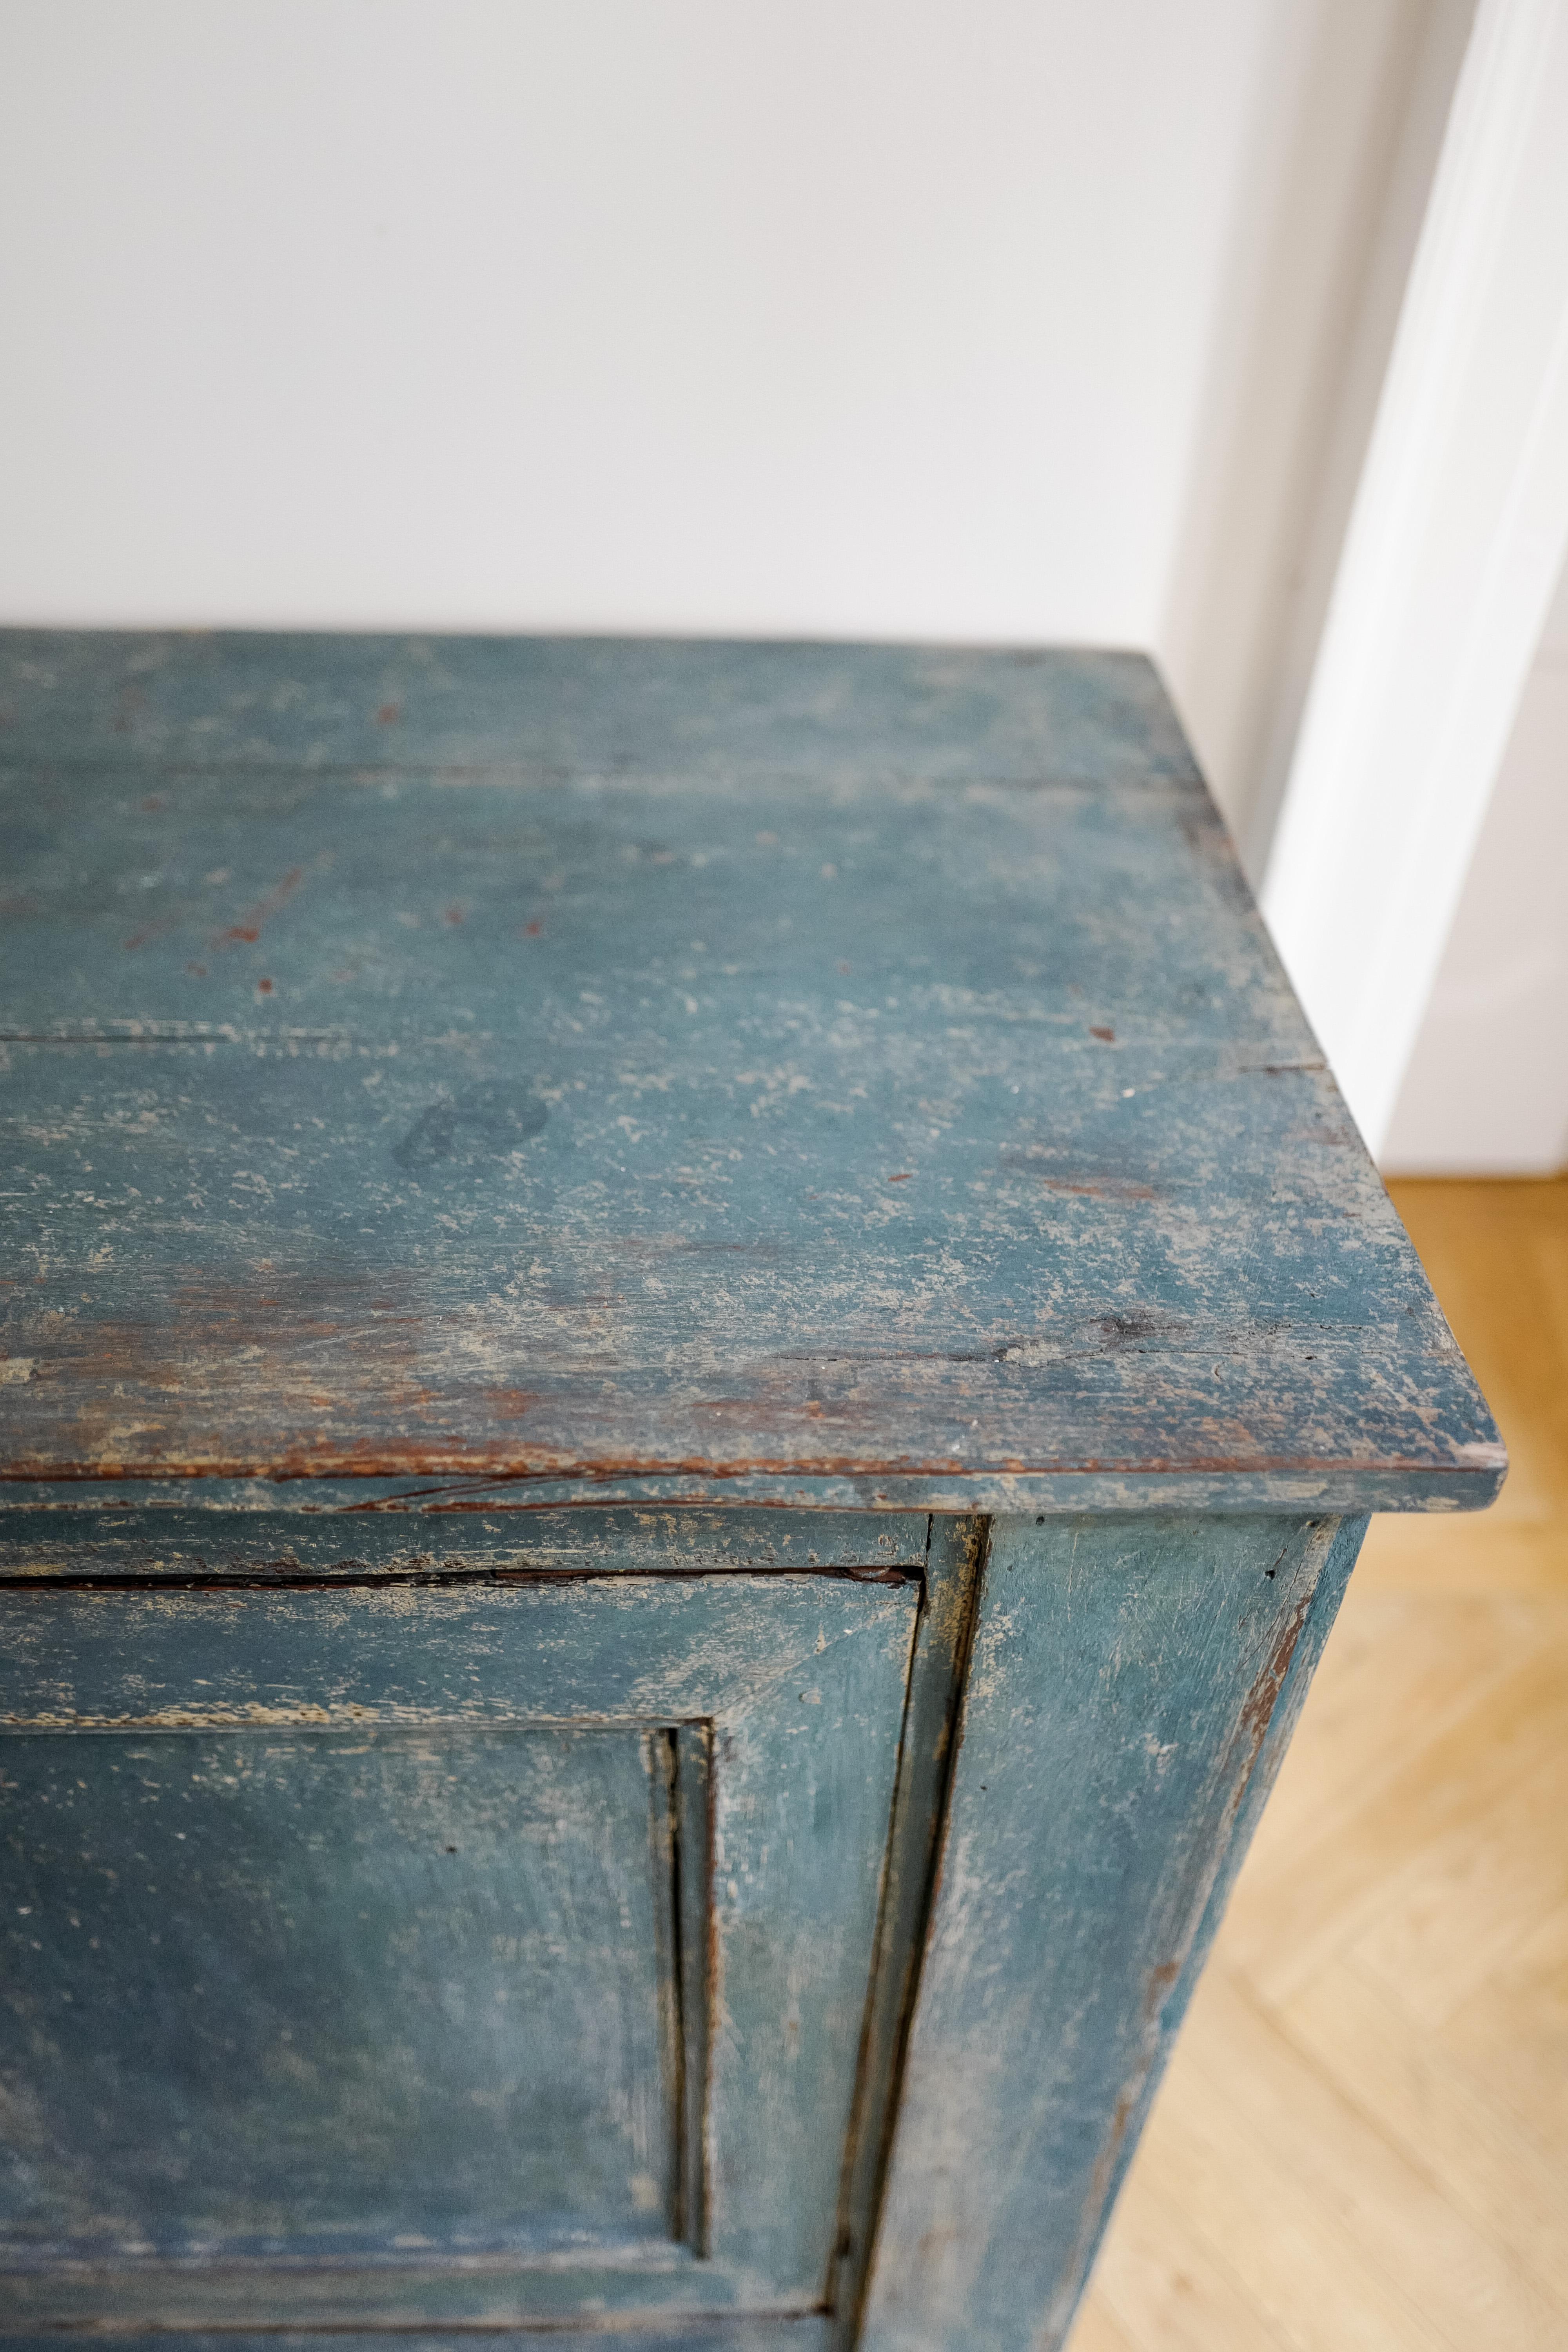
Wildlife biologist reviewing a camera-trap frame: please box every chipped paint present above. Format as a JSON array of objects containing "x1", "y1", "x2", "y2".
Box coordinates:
[
  {"x1": 862, "y1": 1514, "x2": 1360, "y2": 2352},
  {"x1": 0, "y1": 633, "x2": 1501, "y2": 2348},
  {"x1": 0, "y1": 633, "x2": 1501, "y2": 1513}
]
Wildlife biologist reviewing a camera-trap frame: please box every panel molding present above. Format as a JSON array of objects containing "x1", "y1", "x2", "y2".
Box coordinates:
[{"x1": 0, "y1": 1578, "x2": 915, "y2": 2329}]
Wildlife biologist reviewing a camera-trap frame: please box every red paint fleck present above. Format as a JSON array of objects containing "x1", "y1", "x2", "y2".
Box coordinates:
[
  {"x1": 524, "y1": 919, "x2": 544, "y2": 938},
  {"x1": 1143, "y1": 1959, "x2": 1180, "y2": 2020},
  {"x1": 217, "y1": 866, "x2": 307, "y2": 950},
  {"x1": 444, "y1": 904, "x2": 466, "y2": 927},
  {"x1": 1090, "y1": 1024, "x2": 1115, "y2": 1042},
  {"x1": 480, "y1": 1388, "x2": 541, "y2": 1423},
  {"x1": 377, "y1": 702, "x2": 402, "y2": 725},
  {"x1": 257, "y1": 977, "x2": 274, "y2": 995},
  {"x1": 142, "y1": 793, "x2": 166, "y2": 813},
  {"x1": 889, "y1": 1172, "x2": 914, "y2": 1183},
  {"x1": 186, "y1": 961, "x2": 208, "y2": 978},
  {"x1": 121, "y1": 916, "x2": 178, "y2": 952},
  {"x1": 838, "y1": 960, "x2": 851, "y2": 975}
]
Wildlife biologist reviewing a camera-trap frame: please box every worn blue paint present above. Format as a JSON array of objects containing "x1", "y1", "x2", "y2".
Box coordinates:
[
  {"x1": 0, "y1": 2331, "x2": 831, "y2": 2352},
  {"x1": 0, "y1": 1576, "x2": 914, "y2": 2328},
  {"x1": 0, "y1": 633, "x2": 1501, "y2": 1511},
  {"x1": 3, "y1": 1726, "x2": 679, "y2": 2250},
  {"x1": 0, "y1": 635, "x2": 1502, "y2": 2349},
  {"x1": 1082, "y1": 1512, "x2": 1370, "y2": 2259},
  {"x1": 829, "y1": 1514, "x2": 982, "y2": 2348},
  {"x1": 0, "y1": 1499, "x2": 929, "y2": 1580},
  {"x1": 0, "y1": 633, "x2": 1198, "y2": 784},
  {"x1": 861, "y1": 1512, "x2": 1364, "y2": 2351}
]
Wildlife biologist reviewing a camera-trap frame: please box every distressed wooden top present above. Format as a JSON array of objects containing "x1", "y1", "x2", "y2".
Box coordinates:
[{"x1": 0, "y1": 632, "x2": 1502, "y2": 1514}]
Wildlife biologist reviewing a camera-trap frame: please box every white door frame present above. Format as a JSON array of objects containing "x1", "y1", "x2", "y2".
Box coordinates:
[{"x1": 1261, "y1": 0, "x2": 1568, "y2": 1160}]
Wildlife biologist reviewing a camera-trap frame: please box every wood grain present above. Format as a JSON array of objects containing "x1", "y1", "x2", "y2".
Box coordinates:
[
  {"x1": 831, "y1": 1515, "x2": 985, "y2": 2349},
  {"x1": 861, "y1": 1514, "x2": 1363, "y2": 2352},
  {"x1": 0, "y1": 2328, "x2": 831, "y2": 2352},
  {"x1": 0, "y1": 1498, "x2": 930, "y2": 1581},
  {"x1": 0, "y1": 641, "x2": 1514, "y2": 2348},
  {"x1": 0, "y1": 632, "x2": 1500, "y2": 1513},
  {"x1": 0, "y1": 1575, "x2": 915, "y2": 2328}
]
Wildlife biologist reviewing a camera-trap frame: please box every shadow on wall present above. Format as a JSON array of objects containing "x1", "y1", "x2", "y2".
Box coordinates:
[
  {"x1": 1156, "y1": 0, "x2": 1474, "y2": 881},
  {"x1": 1383, "y1": 553, "x2": 1568, "y2": 1175}
]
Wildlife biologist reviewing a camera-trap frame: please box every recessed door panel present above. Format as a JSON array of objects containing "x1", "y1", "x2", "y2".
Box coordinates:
[
  {"x1": 0, "y1": 1725, "x2": 690, "y2": 2260},
  {"x1": 0, "y1": 1575, "x2": 916, "y2": 2330}
]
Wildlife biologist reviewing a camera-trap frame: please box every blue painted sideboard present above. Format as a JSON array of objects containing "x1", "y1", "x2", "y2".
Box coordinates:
[{"x1": 0, "y1": 635, "x2": 1501, "y2": 2350}]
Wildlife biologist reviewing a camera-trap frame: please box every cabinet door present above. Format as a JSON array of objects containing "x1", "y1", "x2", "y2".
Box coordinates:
[{"x1": 0, "y1": 1576, "x2": 916, "y2": 2334}]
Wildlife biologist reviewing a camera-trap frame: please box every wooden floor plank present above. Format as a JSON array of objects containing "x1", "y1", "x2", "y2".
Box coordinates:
[
  {"x1": 1223, "y1": 1637, "x2": 1568, "y2": 2006},
  {"x1": 1178, "y1": 1967, "x2": 1567, "y2": 2352},
  {"x1": 1122, "y1": 2042, "x2": 1455, "y2": 2352},
  {"x1": 1356, "y1": 1516, "x2": 1568, "y2": 1594},
  {"x1": 1091, "y1": 2169, "x2": 1295, "y2": 2352},
  {"x1": 1348, "y1": 1742, "x2": 1568, "y2": 2029},
  {"x1": 1283, "y1": 1956, "x2": 1568, "y2": 2315},
  {"x1": 1387, "y1": 1181, "x2": 1568, "y2": 1531},
  {"x1": 1242, "y1": 1589, "x2": 1543, "y2": 1861},
  {"x1": 1060, "y1": 2294, "x2": 1144, "y2": 2352},
  {"x1": 1439, "y1": 1894, "x2": 1568, "y2": 2149}
]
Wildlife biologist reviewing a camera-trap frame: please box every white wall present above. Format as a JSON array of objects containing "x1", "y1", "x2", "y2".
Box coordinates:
[
  {"x1": 1383, "y1": 552, "x2": 1568, "y2": 1173},
  {"x1": 0, "y1": 0, "x2": 1435, "y2": 855}
]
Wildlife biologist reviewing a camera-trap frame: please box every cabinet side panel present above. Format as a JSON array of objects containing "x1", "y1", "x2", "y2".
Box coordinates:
[
  {"x1": 1079, "y1": 1509, "x2": 1367, "y2": 2285},
  {"x1": 860, "y1": 1514, "x2": 1356, "y2": 2352}
]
